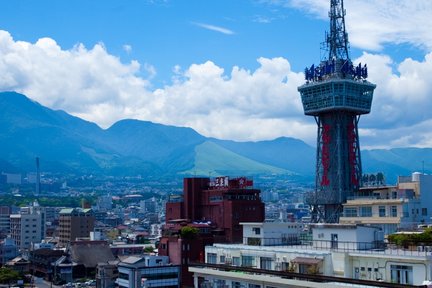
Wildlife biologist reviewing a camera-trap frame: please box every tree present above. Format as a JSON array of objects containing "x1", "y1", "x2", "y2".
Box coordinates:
[
  {"x1": 144, "y1": 246, "x2": 155, "y2": 253},
  {"x1": 376, "y1": 172, "x2": 385, "y2": 185},
  {"x1": 180, "y1": 226, "x2": 199, "y2": 239},
  {"x1": 0, "y1": 267, "x2": 20, "y2": 284}
]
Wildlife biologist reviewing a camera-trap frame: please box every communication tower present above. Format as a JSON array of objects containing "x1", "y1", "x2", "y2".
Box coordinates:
[{"x1": 298, "y1": 0, "x2": 376, "y2": 223}]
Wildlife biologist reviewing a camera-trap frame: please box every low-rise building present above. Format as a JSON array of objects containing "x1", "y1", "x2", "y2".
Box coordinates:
[
  {"x1": 340, "y1": 173, "x2": 432, "y2": 234},
  {"x1": 241, "y1": 222, "x2": 304, "y2": 246},
  {"x1": 116, "y1": 255, "x2": 180, "y2": 288},
  {"x1": 191, "y1": 223, "x2": 432, "y2": 287},
  {"x1": 0, "y1": 237, "x2": 18, "y2": 264}
]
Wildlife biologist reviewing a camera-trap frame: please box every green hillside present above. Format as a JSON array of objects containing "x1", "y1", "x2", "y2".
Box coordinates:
[{"x1": 182, "y1": 141, "x2": 292, "y2": 176}]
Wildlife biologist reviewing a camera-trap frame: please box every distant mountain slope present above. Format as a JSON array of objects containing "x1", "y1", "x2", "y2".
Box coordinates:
[
  {"x1": 104, "y1": 119, "x2": 206, "y2": 172},
  {"x1": 362, "y1": 148, "x2": 432, "y2": 184},
  {"x1": 0, "y1": 91, "x2": 158, "y2": 175},
  {"x1": 211, "y1": 137, "x2": 315, "y2": 175},
  {"x1": 0, "y1": 91, "x2": 430, "y2": 181},
  {"x1": 182, "y1": 141, "x2": 291, "y2": 176}
]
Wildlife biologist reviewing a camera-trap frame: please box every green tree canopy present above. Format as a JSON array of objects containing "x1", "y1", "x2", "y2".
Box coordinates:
[
  {"x1": 0, "y1": 267, "x2": 20, "y2": 284},
  {"x1": 180, "y1": 226, "x2": 199, "y2": 239}
]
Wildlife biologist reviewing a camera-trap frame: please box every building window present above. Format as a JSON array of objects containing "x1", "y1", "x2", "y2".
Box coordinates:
[
  {"x1": 422, "y1": 208, "x2": 428, "y2": 216},
  {"x1": 390, "y1": 265, "x2": 412, "y2": 285},
  {"x1": 118, "y1": 272, "x2": 128, "y2": 280},
  {"x1": 232, "y1": 282, "x2": 242, "y2": 288},
  {"x1": 360, "y1": 207, "x2": 372, "y2": 217},
  {"x1": 252, "y1": 227, "x2": 261, "y2": 235},
  {"x1": 344, "y1": 207, "x2": 357, "y2": 217},
  {"x1": 232, "y1": 257, "x2": 240, "y2": 266},
  {"x1": 260, "y1": 257, "x2": 272, "y2": 270},
  {"x1": 391, "y1": 206, "x2": 398, "y2": 217},
  {"x1": 207, "y1": 253, "x2": 217, "y2": 264},
  {"x1": 220, "y1": 255, "x2": 225, "y2": 263},
  {"x1": 241, "y1": 255, "x2": 255, "y2": 267},
  {"x1": 379, "y1": 206, "x2": 386, "y2": 217},
  {"x1": 249, "y1": 285, "x2": 260, "y2": 288}
]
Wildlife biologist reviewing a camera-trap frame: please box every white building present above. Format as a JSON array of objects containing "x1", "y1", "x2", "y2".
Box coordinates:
[
  {"x1": 340, "y1": 173, "x2": 432, "y2": 234},
  {"x1": 10, "y1": 212, "x2": 43, "y2": 250},
  {"x1": 241, "y1": 222, "x2": 304, "y2": 246},
  {"x1": 150, "y1": 224, "x2": 162, "y2": 238},
  {"x1": 191, "y1": 223, "x2": 432, "y2": 287},
  {"x1": 116, "y1": 255, "x2": 180, "y2": 288}
]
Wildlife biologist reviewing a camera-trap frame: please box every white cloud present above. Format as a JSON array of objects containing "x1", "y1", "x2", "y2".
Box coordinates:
[
  {"x1": 192, "y1": 22, "x2": 235, "y2": 35},
  {"x1": 123, "y1": 44, "x2": 132, "y2": 54},
  {"x1": 1, "y1": 30, "x2": 432, "y2": 149},
  {"x1": 273, "y1": 0, "x2": 432, "y2": 51},
  {"x1": 356, "y1": 52, "x2": 432, "y2": 130}
]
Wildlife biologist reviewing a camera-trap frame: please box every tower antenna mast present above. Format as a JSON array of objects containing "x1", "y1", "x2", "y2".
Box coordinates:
[{"x1": 327, "y1": 0, "x2": 350, "y2": 61}]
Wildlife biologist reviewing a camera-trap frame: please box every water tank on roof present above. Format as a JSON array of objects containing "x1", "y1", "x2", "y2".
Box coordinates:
[{"x1": 412, "y1": 172, "x2": 422, "y2": 182}]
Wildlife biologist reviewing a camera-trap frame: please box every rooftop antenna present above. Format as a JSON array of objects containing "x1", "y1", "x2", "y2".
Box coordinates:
[{"x1": 327, "y1": 0, "x2": 350, "y2": 61}]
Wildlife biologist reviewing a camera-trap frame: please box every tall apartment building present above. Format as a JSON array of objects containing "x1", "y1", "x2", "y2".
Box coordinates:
[
  {"x1": 161, "y1": 177, "x2": 265, "y2": 287},
  {"x1": 20, "y1": 203, "x2": 47, "y2": 242},
  {"x1": 166, "y1": 177, "x2": 265, "y2": 243},
  {"x1": 10, "y1": 212, "x2": 43, "y2": 250},
  {"x1": 58, "y1": 208, "x2": 94, "y2": 247}
]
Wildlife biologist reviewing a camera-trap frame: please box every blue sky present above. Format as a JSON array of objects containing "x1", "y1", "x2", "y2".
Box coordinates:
[{"x1": 0, "y1": 0, "x2": 431, "y2": 149}]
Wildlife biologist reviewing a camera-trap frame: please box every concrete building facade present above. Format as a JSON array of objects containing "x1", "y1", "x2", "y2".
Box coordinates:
[
  {"x1": 10, "y1": 212, "x2": 43, "y2": 250},
  {"x1": 116, "y1": 255, "x2": 180, "y2": 288},
  {"x1": 340, "y1": 173, "x2": 432, "y2": 234},
  {"x1": 58, "y1": 208, "x2": 94, "y2": 247},
  {"x1": 191, "y1": 224, "x2": 432, "y2": 287}
]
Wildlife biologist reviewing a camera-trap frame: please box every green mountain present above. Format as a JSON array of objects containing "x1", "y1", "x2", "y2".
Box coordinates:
[
  {"x1": 0, "y1": 91, "x2": 430, "y2": 182},
  {"x1": 183, "y1": 141, "x2": 291, "y2": 176},
  {"x1": 0, "y1": 92, "x2": 292, "y2": 177}
]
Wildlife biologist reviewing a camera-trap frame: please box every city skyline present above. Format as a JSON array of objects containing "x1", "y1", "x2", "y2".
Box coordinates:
[{"x1": 0, "y1": 0, "x2": 431, "y2": 149}]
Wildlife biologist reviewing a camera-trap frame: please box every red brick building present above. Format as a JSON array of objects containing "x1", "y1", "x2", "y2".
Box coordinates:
[
  {"x1": 166, "y1": 177, "x2": 264, "y2": 243},
  {"x1": 160, "y1": 176, "x2": 265, "y2": 287}
]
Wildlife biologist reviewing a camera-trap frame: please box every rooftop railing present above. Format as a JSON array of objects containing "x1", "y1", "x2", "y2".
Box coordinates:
[{"x1": 239, "y1": 237, "x2": 432, "y2": 257}]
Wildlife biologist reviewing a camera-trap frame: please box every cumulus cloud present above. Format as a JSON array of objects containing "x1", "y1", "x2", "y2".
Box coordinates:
[
  {"x1": 357, "y1": 52, "x2": 432, "y2": 128},
  {"x1": 1, "y1": 30, "x2": 432, "y2": 148},
  {"x1": 272, "y1": 0, "x2": 432, "y2": 51}
]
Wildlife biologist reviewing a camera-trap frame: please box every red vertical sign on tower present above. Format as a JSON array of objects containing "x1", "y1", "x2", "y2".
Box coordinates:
[
  {"x1": 347, "y1": 123, "x2": 358, "y2": 186},
  {"x1": 321, "y1": 124, "x2": 331, "y2": 186}
]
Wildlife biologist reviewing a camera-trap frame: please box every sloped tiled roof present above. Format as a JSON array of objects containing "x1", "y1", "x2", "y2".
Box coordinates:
[{"x1": 69, "y1": 242, "x2": 115, "y2": 268}]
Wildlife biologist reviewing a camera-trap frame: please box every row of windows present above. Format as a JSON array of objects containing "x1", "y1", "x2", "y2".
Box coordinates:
[{"x1": 344, "y1": 206, "x2": 398, "y2": 217}]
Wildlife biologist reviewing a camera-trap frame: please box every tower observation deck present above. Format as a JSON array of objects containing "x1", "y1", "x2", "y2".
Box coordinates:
[{"x1": 298, "y1": 0, "x2": 376, "y2": 223}]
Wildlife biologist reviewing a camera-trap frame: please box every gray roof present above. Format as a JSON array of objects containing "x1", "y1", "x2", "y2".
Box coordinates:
[{"x1": 69, "y1": 242, "x2": 115, "y2": 268}]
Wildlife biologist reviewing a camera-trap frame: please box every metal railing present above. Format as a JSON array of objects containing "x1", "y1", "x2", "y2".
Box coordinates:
[
  {"x1": 190, "y1": 262, "x2": 427, "y2": 288},
  {"x1": 241, "y1": 237, "x2": 432, "y2": 257}
]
